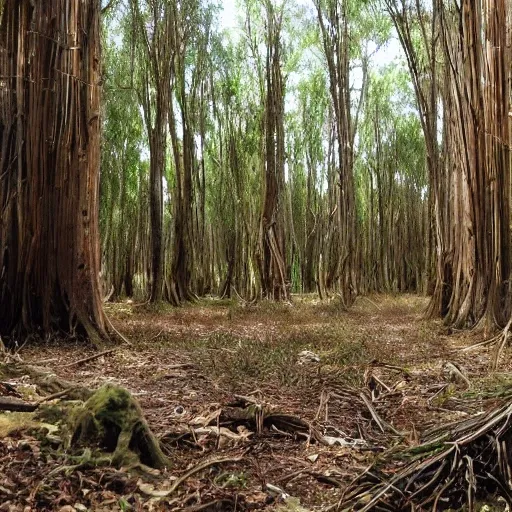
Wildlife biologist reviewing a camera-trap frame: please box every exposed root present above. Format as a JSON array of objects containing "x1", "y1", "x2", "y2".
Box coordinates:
[
  {"x1": 491, "y1": 316, "x2": 512, "y2": 369},
  {"x1": 0, "y1": 362, "x2": 92, "y2": 401},
  {"x1": 459, "y1": 316, "x2": 512, "y2": 370}
]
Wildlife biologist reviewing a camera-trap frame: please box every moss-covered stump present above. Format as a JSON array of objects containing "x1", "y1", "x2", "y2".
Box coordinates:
[{"x1": 70, "y1": 384, "x2": 170, "y2": 469}]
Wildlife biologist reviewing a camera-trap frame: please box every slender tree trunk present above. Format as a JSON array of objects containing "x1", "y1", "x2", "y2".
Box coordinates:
[
  {"x1": 259, "y1": 2, "x2": 289, "y2": 301},
  {"x1": 315, "y1": 0, "x2": 362, "y2": 307},
  {"x1": 148, "y1": 102, "x2": 166, "y2": 302},
  {"x1": 130, "y1": 0, "x2": 172, "y2": 303}
]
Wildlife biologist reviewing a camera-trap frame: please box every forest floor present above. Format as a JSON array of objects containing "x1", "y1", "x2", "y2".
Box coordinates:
[{"x1": 2, "y1": 294, "x2": 510, "y2": 511}]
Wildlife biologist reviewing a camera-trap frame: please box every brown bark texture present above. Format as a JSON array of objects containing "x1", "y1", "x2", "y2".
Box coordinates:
[
  {"x1": 438, "y1": 0, "x2": 511, "y2": 329},
  {"x1": 0, "y1": 0, "x2": 107, "y2": 344},
  {"x1": 259, "y1": 2, "x2": 289, "y2": 301}
]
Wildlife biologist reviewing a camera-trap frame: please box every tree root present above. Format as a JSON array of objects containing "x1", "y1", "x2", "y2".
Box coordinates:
[
  {"x1": 1, "y1": 365, "x2": 170, "y2": 471},
  {"x1": 0, "y1": 362, "x2": 92, "y2": 401}
]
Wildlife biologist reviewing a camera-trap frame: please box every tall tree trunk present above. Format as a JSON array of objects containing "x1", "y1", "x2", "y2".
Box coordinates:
[
  {"x1": 148, "y1": 97, "x2": 166, "y2": 303},
  {"x1": 439, "y1": 0, "x2": 510, "y2": 329},
  {"x1": 0, "y1": 0, "x2": 107, "y2": 344},
  {"x1": 315, "y1": 0, "x2": 362, "y2": 308},
  {"x1": 384, "y1": 0, "x2": 444, "y2": 312},
  {"x1": 258, "y1": 2, "x2": 289, "y2": 301},
  {"x1": 130, "y1": 0, "x2": 171, "y2": 303}
]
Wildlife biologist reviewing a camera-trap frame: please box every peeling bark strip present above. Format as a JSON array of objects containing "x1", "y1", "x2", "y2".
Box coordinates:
[{"x1": 0, "y1": 1, "x2": 107, "y2": 343}]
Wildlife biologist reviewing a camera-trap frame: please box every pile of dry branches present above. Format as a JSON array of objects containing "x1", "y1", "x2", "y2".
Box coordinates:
[{"x1": 342, "y1": 390, "x2": 512, "y2": 511}]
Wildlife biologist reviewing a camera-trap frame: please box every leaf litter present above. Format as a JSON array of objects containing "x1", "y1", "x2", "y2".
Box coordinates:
[{"x1": 2, "y1": 294, "x2": 512, "y2": 511}]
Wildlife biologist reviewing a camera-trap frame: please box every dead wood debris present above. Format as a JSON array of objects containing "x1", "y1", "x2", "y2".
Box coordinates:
[
  {"x1": 341, "y1": 387, "x2": 512, "y2": 511},
  {"x1": 61, "y1": 348, "x2": 117, "y2": 368},
  {"x1": 0, "y1": 396, "x2": 38, "y2": 412},
  {"x1": 159, "y1": 393, "x2": 375, "y2": 452},
  {"x1": 5, "y1": 294, "x2": 507, "y2": 512}
]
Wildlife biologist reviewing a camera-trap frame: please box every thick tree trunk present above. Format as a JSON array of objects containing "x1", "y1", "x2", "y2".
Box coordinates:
[
  {"x1": 438, "y1": 0, "x2": 510, "y2": 330},
  {"x1": 0, "y1": 0, "x2": 107, "y2": 345}
]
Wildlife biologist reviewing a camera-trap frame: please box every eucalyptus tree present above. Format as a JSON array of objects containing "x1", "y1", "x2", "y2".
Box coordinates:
[
  {"x1": 358, "y1": 68, "x2": 428, "y2": 293},
  {"x1": 0, "y1": 0, "x2": 107, "y2": 344},
  {"x1": 381, "y1": 0, "x2": 445, "y2": 313},
  {"x1": 101, "y1": 22, "x2": 148, "y2": 300},
  {"x1": 167, "y1": 0, "x2": 213, "y2": 303},
  {"x1": 259, "y1": 0, "x2": 290, "y2": 300},
  {"x1": 313, "y1": 0, "x2": 376, "y2": 307},
  {"x1": 129, "y1": 0, "x2": 173, "y2": 302},
  {"x1": 208, "y1": 39, "x2": 263, "y2": 299},
  {"x1": 288, "y1": 69, "x2": 330, "y2": 294}
]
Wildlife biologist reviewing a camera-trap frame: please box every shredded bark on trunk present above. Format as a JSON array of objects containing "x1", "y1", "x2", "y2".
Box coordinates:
[{"x1": 0, "y1": 0, "x2": 108, "y2": 345}]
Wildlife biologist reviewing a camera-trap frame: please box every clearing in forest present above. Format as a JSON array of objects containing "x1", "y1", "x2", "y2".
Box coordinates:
[{"x1": 1, "y1": 294, "x2": 505, "y2": 511}]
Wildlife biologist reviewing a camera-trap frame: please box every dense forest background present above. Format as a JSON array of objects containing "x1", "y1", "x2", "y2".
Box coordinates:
[
  {"x1": 100, "y1": 0, "x2": 429, "y2": 306},
  {"x1": 2, "y1": 2, "x2": 512, "y2": 510},
  {"x1": 0, "y1": 0, "x2": 511, "y2": 344},
  {"x1": 99, "y1": 0, "x2": 511, "y2": 331}
]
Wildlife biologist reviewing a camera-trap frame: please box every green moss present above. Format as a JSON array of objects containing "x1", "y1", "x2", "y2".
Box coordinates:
[
  {"x1": 35, "y1": 403, "x2": 70, "y2": 424},
  {"x1": 275, "y1": 497, "x2": 311, "y2": 512},
  {"x1": 0, "y1": 412, "x2": 36, "y2": 437},
  {"x1": 214, "y1": 471, "x2": 248, "y2": 489},
  {"x1": 70, "y1": 384, "x2": 170, "y2": 469}
]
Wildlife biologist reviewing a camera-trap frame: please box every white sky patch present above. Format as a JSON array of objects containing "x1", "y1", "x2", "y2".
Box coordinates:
[
  {"x1": 219, "y1": 0, "x2": 238, "y2": 29},
  {"x1": 218, "y1": 0, "x2": 405, "y2": 120},
  {"x1": 219, "y1": 0, "x2": 404, "y2": 67}
]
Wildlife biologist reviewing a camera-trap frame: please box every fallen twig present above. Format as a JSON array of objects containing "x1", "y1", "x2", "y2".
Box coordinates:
[
  {"x1": 105, "y1": 314, "x2": 132, "y2": 346},
  {"x1": 27, "y1": 357, "x2": 59, "y2": 366},
  {"x1": 148, "y1": 329, "x2": 164, "y2": 342},
  {"x1": 36, "y1": 387, "x2": 76, "y2": 404},
  {"x1": 360, "y1": 392, "x2": 402, "y2": 436},
  {"x1": 62, "y1": 349, "x2": 117, "y2": 368},
  {"x1": 181, "y1": 500, "x2": 235, "y2": 512},
  {"x1": 152, "y1": 455, "x2": 244, "y2": 497},
  {"x1": 357, "y1": 296, "x2": 383, "y2": 311}
]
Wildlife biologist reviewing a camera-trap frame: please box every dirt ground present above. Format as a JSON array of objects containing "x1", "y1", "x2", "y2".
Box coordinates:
[{"x1": 1, "y1": 294, "x2": 508, "y2": 511}]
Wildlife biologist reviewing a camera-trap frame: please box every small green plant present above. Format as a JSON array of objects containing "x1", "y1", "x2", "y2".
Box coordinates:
[
  {"x1": 119, "y1": 497, "x2": 132, "y2": 511},
  {"x1": 214, "y1": 471, "x2": 248, "y2": 489}
]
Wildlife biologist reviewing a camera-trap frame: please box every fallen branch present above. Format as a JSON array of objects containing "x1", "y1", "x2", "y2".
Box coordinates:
[
  {"x1": 138, "y1": 455, "x2": 243, "y2": 498},
  {"x1": 62, "y1": 349, "x2": 117, "y2": 368},
  {"x1": 169, "y1": 455, "x2": 243, "y2": 494},
  {"x1": 0, "y1": 363, "x2": 93, "y2": 401},
  {"x1": 181, "y1": 500, "x2": 235, "y2": 512},
  {"x1": 0, "y1": 396, "x2": 38, "y2": 412},
  {"x1": 36, "y1": 387, "x2": 76, "y2": 404},
  {"x1": 105, "y1": 314, "x2": 132, "y2": 346},
  {"x1": 0, "y1": 386, "x2": 77, "y2": 411},
  {"x1": 360, "y1": 392, "x2": 402, "y2": 436},
  {"x1": 27, "y1": 358, "x2": 59, "y2": 366}
]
